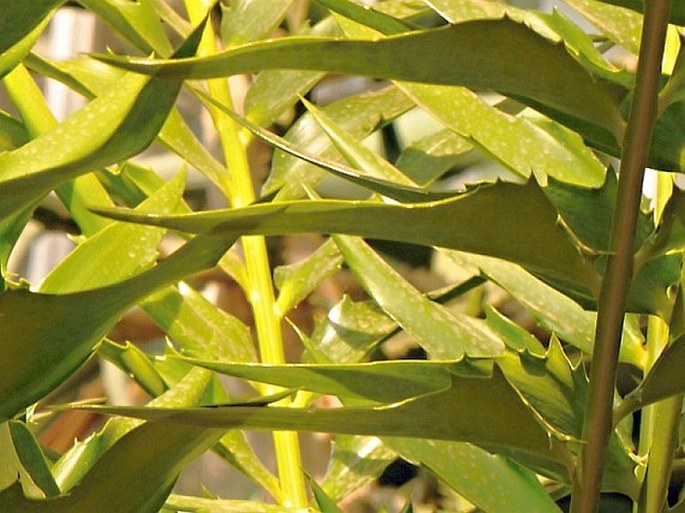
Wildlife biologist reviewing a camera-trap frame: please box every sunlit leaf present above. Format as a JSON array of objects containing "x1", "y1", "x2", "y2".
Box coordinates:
[
  {"x1": 39, "y1": 169, "x2": 186, "y2": 293},
  {"x1": 322, "y1": 436, "x2": 397, "y2": 501},
  {"x1": 310, "y1": 296, "x2": 397, "y2": 363},
  {"x1": 442, "y1": 250, "x2": 646, "y2": 367},
  {"x1": 333, "y1": 235, "x2": 504, "y2": 357},
  {"x1": 386, "y1": 438, "x2": 561, "y2": 513},
  {"x1": 93, "y1": 17, "x2": 626, "y2": 140},
  {"x1": 78, "y1": 0, "x2": 172, "y2": 56},
  {"x1": 564, "y1": 0, "x2": 642, "y2": 54},
  {"x1": 27, "y1": 54, "x2": 229, "y2": 195},
  {"x1": 397, "y1": 82, "x2": 607, "y2": 187},
  {"x1": 274, "y1": 238, "x2": 343, "y2": 316},
  {"x1": 266, "y1": 85, "x2": 414, "y2": 199},
  {"x1": 0, "y1": 73, "x2": 179, "y2": 221},
  {"x1": 220, "y1": 0, "x2": 296, "y2": 47}
]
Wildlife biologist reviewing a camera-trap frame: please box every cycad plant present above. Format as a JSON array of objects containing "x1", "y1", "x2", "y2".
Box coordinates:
[{"x1": 1, "y1": 0, "x2": 684, "y2": 511}]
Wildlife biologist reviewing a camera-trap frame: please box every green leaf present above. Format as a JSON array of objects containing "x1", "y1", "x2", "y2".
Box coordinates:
[
  {"x1": 98, "y1": 340, "x2": 168, "y2": 397},
  {"x1": 545, "y1": 171, "x2": 653, "y2": 254},
  {"x1": 315, "y1": 0, "x2": 412, "y2": 35},
  {"x1": 395, "y1": 128, "x2": 473, "y2": 187},
  {"x1": 310, "y1": 296, "x2": 397, "y2": 363},
  {"x1": 622, "y1": 332, "x2": 685, "y2": 415},
  {"x1": 0, "y1": 111, "x2": 28, "y2": 151},
  {"x1": 93, "y1": 17, "x2": 626, "y2": 140},
  {"x1": 164, "y1": 495, "x2": 295, "y2": 512},
  {"x1": 385, "y1": 438, "x2": 562, "y2": 513},
  {"x1": 77, "y1": 0, "x2": 172, "y2": 56},
  {"x1": 637, "y1": 187, "x2": 685, "y2": 262},
  {"x1": 564, "y1": 0, "x2": 642, "y2": 55},
  {"x1": 52, "y1": 365, "x2": 213, "y2": 492},
  {"x1": 333, "y1": 235, "x2": 504, "y2": 357},
  {"x1": 141, "y1": 284, "x2": 257, "y2": 363},
  {"x1": 244, "y1": 17, "x2": 340, "y2": 128},
  {"x1": 0, "y1": 422, "x2": 226, "y2": 513},
  {"x1": 427, "y1": 0, "x2": 632, "y2": 84},
  {"x1": 220, "y1": 0, "x2": 296, "y2": 47},
  {"x1": 39, "y1": 169, "x2": 186, "y2": 293},
  {"x1": 27, "y1": 54, "x2": 229, "y2": 196},
  {"x1": 0, "y1": 231, "x2": 236, "y2": 422},
  {"x1": 274, "y1": 238, "x2": 343, "y2": 316},
  {"x1": 302, "y1": 96, "x2": 417, "y2": 187},
  {"x1": 6, "y1": 421, "x2": 60, "y2": 499},
  {"x1": 310, "y1": 475, "x2": 344, "y2": 513},
  {"x1": 0, "y1": 71, "x2": 181, "y2": 222},
  {"x1": 443, "y1": 251, "x2": 646, "y2": 367},
  {"x1": 266, "y1": 85, "x2": 414, "y2": 199},
  {"x1": 71, "y1": 362, "x2": 570, "y2": 465},
  {"x1": 0, "y1": 0, "x2": 60, "y2": 56},
  {"x1": 484, "y1": 304, "x2": 546, "y2": 355},
  {"x1": 321, "y1": 435, "x2": 397, "y2": 501},
  {"x1": 592, "y1": 0, "x2": 685, "y2": 26},
  {"x1": 93, "y1": 180, "x2": 600, "y2": 300},
  {"x1": 176, "y1": 357, "x2": 459, "y2": 405},
  {"x1": 0, "y1": 17, "x2": 53, "y2": 80},
  {"x1": 397, "y1": 82, "x2": 607, "y2": 187},
  {"x1": 497, "y1": 341, "x2": 586, "y2": 439},
  {"x1": 197, "y1": 93, "x2": 445, "y2": 203}
]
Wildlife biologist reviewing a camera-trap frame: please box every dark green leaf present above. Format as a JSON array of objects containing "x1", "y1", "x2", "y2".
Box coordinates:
[
  {"x1": 0, "y1": 422, "x2": 225, "y2": 513},
  {"x1": 0, "y1": 0, "x2": 60, "y2": 56},
  {"x1": 93, "y1": 180, "x2": 600, "y2": 300},
  {"x1": 315, "y1": 0, "x2": 411, "y2": 35},
  {"x1": 70, "y1": 363, "x2": 571, "y2": 465},
  {"x1": 7, "y1": 421, "x2": 60, "y2": 498},
  {"x1": 0, "y1": 232, "x2": 236, "y2": 422},
  {"x1": 310, "y1": 475, "x2": 344, "y2": 513}
]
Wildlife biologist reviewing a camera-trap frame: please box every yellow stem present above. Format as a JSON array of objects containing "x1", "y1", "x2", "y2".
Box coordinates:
[{"x1": 182, "y1": 3, "x2": 307, "y2": 507}]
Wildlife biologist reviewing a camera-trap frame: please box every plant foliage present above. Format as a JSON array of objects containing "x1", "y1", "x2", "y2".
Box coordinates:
[{"x1": 0, "y1": 0, "x2": 684, "y2": 512}]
